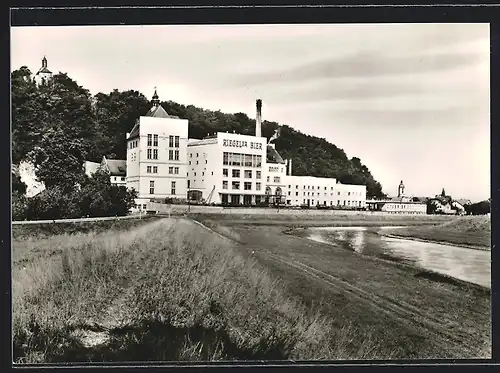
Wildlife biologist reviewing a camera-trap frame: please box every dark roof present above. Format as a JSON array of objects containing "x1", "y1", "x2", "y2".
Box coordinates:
[
  {"x1": 104, "y1": 159, "x2": 127, "y2": 176},
  {"x1": 145, "y1": 104, "x2": 179, "y2": 119},
  {"x1": 266, "y1": 145, "x2": 286, "y2": 164},
  {"x1": 36, "y1": 67, "x2": 52, "y2": 74}
]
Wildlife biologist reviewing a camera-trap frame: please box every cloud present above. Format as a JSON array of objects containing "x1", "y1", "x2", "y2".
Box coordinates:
[{"x1": 232, "y1": 48, "x2": 484, "y2": 87}]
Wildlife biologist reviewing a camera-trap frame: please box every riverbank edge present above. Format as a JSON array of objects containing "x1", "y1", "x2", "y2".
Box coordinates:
[
  {"x1": 281, "y1": 226, "x2": 491, "y2": 292},
  {"x1": 379, "y1": 233, "x2": 491, "y2": 252}
]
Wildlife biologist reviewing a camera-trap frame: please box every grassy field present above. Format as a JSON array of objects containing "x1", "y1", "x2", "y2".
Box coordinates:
[
  {"x1": 13, "y1": 217, "x2": 394, "y2": 363},
  {"x1": 381, "y1": 216, "x2": 491, "y2": 249},
  {"x1": 196, "y1": 217, "x2": 491, "y2": 359}
]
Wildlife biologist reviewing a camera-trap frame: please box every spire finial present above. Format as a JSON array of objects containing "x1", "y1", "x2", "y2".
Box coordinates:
[{"x1": 152, "y1": 87, "x2": 160, "y2": 107}]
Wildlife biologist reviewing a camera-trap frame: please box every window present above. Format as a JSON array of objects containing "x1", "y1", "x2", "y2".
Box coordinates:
[
  {"x1": 296, "y1": 185, "x2": 299, "y2": 189},
  {"x1": 205, "y1": 160, "x2": 208, "y2": 164},
  {"x1": 174, "y1": 167, "x2": 179, "y2": 174},
  {"x1": 288, "y1": 185, "x2": 291, "y2": 188},
  {"x1": 171, "y1": 181, "x2": 176, "y2": 195},
  {"x1": 153, "y1": 134, "x2": 158, "y2": 147},
  {"x1": 348, "y1": 192, "x2": 351, "y2": 196},
  {"x1": 147, "y1": 149, "x2": 152, "y2": 159},
  {"x1": 153, "y1": 149, "x2": 158, "y2": 160},
  {"x1": 324, "y1": 187, "x2": 327, "y2": 190},
  {"x1": 187, "y1": 180, "x2": 190, "y2": 188},
  {"x1": 202, "y1": 172, "x2": 204, "y2": 176},
  {"x1": 244, "y1": 170, "x2": 252, "y2": 178},
  {"x1": 267, "y1": 176, "x2": 270, "y2": 182},
  {"x1": 153, "y1": 166, "x2": 158, "y2": 174},
  {"x1": 147, "y1": 166, "x2": 152, "y2": 173},
  {"x1": 273, "y1": 176, "x2": 280, "y2": 183},
  {"x1": 296, "y1": 192, "x2": 299, "y2": 196},
  {"x1": 169, "y1": 167, "x2": 173, "y2": 174},
  {"x1": 143, "y1": 204, "x2": 147, "y2": 210},
  {"x1": 223, "y1": 168, "x2": 228, "y2": 177},
  {"x1": 338, "y1": 191, "x2": 340, "y2": 195},
  {"x1": 174, "y1": 136, "x2": 179, "y2": 147},
  {"x1": 244, "y1": 154, "x2": 252, "y2": 167},
  {"x1": 196, "y1": 161, "x2": 199, "y2": 165},
  {"x1": 223, "y1": 181, "x2": 228, "y2": 189},
  {"x1": 169, "y1": 150, "x2": 173, "y2": 160},
  {"x1": 169, "y1": 135, "x2": 174, "y2": 147},
  {"x1": 174, "y1": 150, "x2": 179, "y2": 161},
  {"x1": 232, "y1": 169, "x2": 240, "y2": 178},
  {"x1": 256, "y1": 182, "x2": 261, "y2": 191},
  {"x1": 232, "y1": 181, "x2": 240, "y2": 190},
  {"x1": 196, "y1": 153, "x2": 199, "y2": 157},
  {"x1": 149, "y1": 181, "x2": 155, "y2": 194},
  {"x1": 147, "y1": 134, "x2": 152, "y2": 146},
  {"x1": 189, "y1": 161, "x2": 191, "y2": 165},
  {"x1": 288, "y1": 191, "x2": 291, "y2": 196},
  {"x1": 244, "y1": 182, "x2": 252, "y2": 190},
  {"x1": 190, "y1": 153, "x2": 193, "y2": 158},
  {"x1": 312, "y1": 186, "x2": 314, "y2": 190},
  {"x1": 223, "y1": 152, "x2": 229, "y2": 165},
  {"x1": 256, "y1": 171, "x2": 261, "y2": 179},
  {"x1": 121, "y1": 177, "x2": 125, "y2": 181},
  {"x1": 211, "y1": 171, "x2": 214, "y2": 175}
]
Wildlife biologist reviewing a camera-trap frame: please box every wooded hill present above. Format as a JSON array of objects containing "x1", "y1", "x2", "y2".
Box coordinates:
[{"x1": 12, "y1": 67, "x2": 385, "y2": 198}]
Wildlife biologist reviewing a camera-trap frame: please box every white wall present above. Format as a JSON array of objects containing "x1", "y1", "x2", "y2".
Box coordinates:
[
  {"x1": 127, "y1": 116, "x2": 189, "y2": 201},
  {"x1": 282, "y1": 176, "x2": 367, "y2": 208},
  {"x1": 188, "y1": 132, "x2": 268, "y2": 204}
]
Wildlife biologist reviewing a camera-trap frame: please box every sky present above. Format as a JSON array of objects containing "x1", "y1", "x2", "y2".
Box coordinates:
[{"x1": 11, "y1": 23, "x2": 490, "y2": 202}]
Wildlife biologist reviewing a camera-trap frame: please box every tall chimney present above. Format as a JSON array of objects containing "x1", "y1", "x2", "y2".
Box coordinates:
[
  {"x1": 256, "y1": 99, "x2": 262, "y2": 137},
  {"x1": 289, "y1": 158, "x2": 292, "y2": 176}
]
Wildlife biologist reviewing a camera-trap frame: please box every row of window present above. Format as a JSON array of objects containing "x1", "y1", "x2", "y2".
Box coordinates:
[
  {"x1": 285, "y1": 190, "x2": 365, "y2": 198},
  {"x1": 146, "y1": 134, "x2": 180, "y2": 148},
  {"x1": 145, "y1": 166, "x2": 181, "y2": 175},
  {"x1": 222, "y1": 152, "x2": 262, "y2": 167},
  {"x1": 287, "y1": 184, "x2": 364, "y2": 196},
  {"x1": 189, "y1": 159, "x2": 207, "y2": 165},
  {"x1": 298, "y1": 200, "x2": 364, "y2": 207},
  {"x1": 149, "y1": 180, "x2": 176, "y2": 195},
  {"x1": 222, "y1": 169, "x2": 262, "y2": 179},
  {"x1": 222, "y1": 181, "x2": 262, "y2": 191},
  {"x1": 145, "y1": 149, "x2": 180, "y2": 160},
  {"x1": 386, "y1": 204, "x2": 421, "y2": 209},
  {"x1": 130, "y1": 135, "x2": 180, "y2": 149}
]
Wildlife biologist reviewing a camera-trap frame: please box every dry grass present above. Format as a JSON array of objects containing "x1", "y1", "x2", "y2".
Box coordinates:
[
  {"x1": 385, "y1": 216, "x2": 491, "y2": 249},
  {"x1": 437, "y1": 216, "x2": 491, "y2": 233},
  {"x1": 13, "y1": 218, "x2": 384, "y2": 363}
]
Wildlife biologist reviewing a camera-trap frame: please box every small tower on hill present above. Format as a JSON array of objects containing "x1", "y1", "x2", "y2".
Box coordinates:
[{"x1": 34, "y1": 56, "x2": 53, "y2": 86}]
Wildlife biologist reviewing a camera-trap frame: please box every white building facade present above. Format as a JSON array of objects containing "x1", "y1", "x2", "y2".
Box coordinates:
[
  {"x1": 126, "y1": 90, "x2": 189, "y2": 208},
  {"x1": 187, "y1": 132, "x2": 268, "y2": 205},
  {"x1": 282, "y1": 176, "x2": 366, "y2": 208}
]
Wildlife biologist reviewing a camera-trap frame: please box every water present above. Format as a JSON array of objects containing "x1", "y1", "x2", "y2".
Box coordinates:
[{"x1": 305, "y1": 226, "x2": 491, "y2": 288}]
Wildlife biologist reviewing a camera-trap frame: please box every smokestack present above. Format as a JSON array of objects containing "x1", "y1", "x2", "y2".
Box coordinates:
[
  {"x1": 256, "y1": 99, "x2": 262, "y2": 137},
  {"x1": 289, "y1": 158, "x2": 292, "y2": 176}
]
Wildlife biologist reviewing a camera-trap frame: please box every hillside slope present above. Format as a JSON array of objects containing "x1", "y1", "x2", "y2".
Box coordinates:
[{"x1": 11, "y1": 66, "x2": 385, "y2": 198}]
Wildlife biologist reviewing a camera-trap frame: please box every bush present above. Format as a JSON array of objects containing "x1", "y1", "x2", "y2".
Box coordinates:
[{"x1": 21, "y1": 170, "x2": 137, "y2": 221}]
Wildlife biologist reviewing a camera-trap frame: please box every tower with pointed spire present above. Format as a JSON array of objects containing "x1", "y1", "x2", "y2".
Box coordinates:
[
  {"x1": 152, "y1": 87, "x2": 160, "y2": 107},
  {"x1": 397, "y1": 180, "x2": 405, "y2": 198},
  {"x1": 34, "y1": 56, "x2": 53, "y2": 86}
]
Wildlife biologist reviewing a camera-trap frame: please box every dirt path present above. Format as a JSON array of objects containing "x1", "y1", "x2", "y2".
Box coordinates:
[{"x1": 193, "y1": 220, "x2": 491, "y2": 359}]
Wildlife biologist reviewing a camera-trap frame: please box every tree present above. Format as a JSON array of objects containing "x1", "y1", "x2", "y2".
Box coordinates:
[
  {"x1": 11, "y1": 67, "x2": 45, "y2": 164},
  {"x1": 27, "y1": 127, "x2": 87, "y2": 191},
  {"x1": 79, "y1": 169, "x2": 137, "y2": 217}
]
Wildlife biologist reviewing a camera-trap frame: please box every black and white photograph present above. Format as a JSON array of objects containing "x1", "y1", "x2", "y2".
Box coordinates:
[{"x1": 10, "y1": 17, "x2": 491, "y2": 364}]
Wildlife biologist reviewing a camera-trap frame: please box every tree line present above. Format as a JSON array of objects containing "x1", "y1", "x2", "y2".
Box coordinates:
[{"x1": 11, "y1": 65, "x2": 387, "y2": 219}]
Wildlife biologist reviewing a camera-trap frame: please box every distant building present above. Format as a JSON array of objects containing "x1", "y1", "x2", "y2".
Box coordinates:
[
  {"x1": 84, "y1": 157, "x2": 127, "y2": 186},
  {"x1": 34, "y1": 56, "x2": 53, "y2": 86},
  {"x1": 126, "y1": 88, "x2": 189, "y2": 208},
  {"x1": 366, "y1": 180, "x2": 426, "y2": 214},
  {"x1": 428, "y1": 196, "x2": 465, "y2": 215}
]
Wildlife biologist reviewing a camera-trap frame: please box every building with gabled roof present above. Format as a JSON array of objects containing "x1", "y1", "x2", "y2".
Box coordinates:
[
  {"x1": 126, "y1": 88, "x2": 189, "y2": 208},
  {"x1": 34, "y1": 56, "x2": 53, "y2": 86}
]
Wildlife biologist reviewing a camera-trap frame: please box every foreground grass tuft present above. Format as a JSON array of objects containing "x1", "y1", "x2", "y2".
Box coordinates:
[{"x1": 13, "y1": 218, "x2": 384, "y2": 363}]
